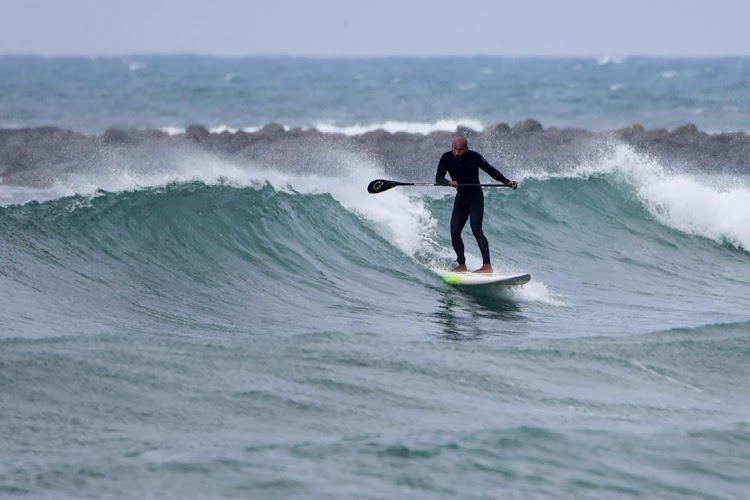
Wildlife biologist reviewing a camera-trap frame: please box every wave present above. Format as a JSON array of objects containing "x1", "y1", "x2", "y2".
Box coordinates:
[
  {"x1": 0, "y1": 183, "x2": 427, "y2": 338},
  {"x1": 312, "y1": 119, "x2": 487, "y2": 136},
  {"x1": 3, "y1": 141, "x2": 749, "y2": 268},
  {"x1": 518, "y1": 144, "x2": 750, "y2": 251},
  {"x1": 625, "y1": 148, "x2": 747, "y2": 249},
  {"x1": 2, "y1": 151, "x2": 748, "y2": 340},
  {"x1": 3, "y1": 136, "x2": 749, "y2": 256},
  {"x1": 160, "y1": 125, "x2": 263, "y2": 135}
]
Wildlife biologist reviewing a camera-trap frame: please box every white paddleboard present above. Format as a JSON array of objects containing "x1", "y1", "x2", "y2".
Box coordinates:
[{"x1": 435, "y1": 270, "x2": 531, "y2": 286}]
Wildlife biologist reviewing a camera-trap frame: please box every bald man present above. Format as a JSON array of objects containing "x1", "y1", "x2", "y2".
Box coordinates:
[{"x1": 435, "y1": 137, "x2": 518, "y2": 273}]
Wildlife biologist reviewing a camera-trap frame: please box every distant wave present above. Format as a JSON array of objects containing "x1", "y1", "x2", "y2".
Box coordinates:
[
  {"x1": 159, "y1": 119, "x2": 486, "y2": 137},
  {"x1": 161, "y1": 125, "x2": 262, "y2": 135},
  {"x1": 315, "y1": 119, "x2": 486, "y2": 136},
  {"x1": 597, "y1": 56, "x2": 625, "y2": 65}
]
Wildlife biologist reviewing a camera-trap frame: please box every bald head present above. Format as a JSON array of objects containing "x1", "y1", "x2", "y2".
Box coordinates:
[{"x1": 452, "y1": 137, "x2": 468, "y2": 158}]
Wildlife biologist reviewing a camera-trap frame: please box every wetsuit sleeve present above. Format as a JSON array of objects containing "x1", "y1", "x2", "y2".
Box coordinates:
[
  {"x1": 477, "y1": 154, "x2": 511, "y2": 185},
  {"x1": 435, "y1": 154, "x2": 451, "y2": 186}
]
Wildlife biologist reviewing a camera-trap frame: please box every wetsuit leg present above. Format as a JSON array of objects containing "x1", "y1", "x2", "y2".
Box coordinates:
[
  {"x1": 468, "y1": 194, "x2": 491, "y2": 265},
  {"x1": 450, "y1": 196, "x2": 471, "y2": 265}
]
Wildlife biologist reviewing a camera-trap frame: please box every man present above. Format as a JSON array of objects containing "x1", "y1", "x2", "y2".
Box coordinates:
[{"x1": 435, "y1": 137, "x2": 518, "y2": 273}]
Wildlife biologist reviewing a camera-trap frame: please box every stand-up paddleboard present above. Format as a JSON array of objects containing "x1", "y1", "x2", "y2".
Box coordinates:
[{"x1": 435, "y1": 270, "x2": 531, "y2": 286}]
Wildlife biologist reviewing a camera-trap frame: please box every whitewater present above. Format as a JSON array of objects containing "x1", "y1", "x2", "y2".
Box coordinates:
[{"x1": 1, "y1": 55, "x2": 749, "y2": 499}]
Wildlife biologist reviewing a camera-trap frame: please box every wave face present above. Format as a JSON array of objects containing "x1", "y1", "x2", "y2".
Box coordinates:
[{"x1": 3, "y1": 144, "x2": 747, "y2": 340}]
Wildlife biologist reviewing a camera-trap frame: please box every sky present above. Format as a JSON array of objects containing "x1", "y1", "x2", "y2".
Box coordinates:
[{"x1": 1, "y1": 0, "x2": 748, "y2": 58}]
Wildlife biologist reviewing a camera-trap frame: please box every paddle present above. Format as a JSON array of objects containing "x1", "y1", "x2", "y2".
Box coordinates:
[{"x1": 367, "y1": 179, "x2": 511, "y2": 194}]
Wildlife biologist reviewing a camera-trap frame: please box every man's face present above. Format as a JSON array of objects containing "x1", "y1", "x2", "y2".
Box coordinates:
[{"x1": 452, "y1": 140, "x2": 468, "y2": 158}]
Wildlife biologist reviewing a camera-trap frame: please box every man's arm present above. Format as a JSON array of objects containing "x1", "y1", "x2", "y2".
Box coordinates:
[
  {"x1": 435, "y1": 154, "x2": 451, "y2": 186},
  {"x1": 477, "y1": 155, "x2": 511, "y2": 185}
]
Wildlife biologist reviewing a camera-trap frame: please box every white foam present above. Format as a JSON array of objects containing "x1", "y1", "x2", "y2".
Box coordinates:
[
  {"x1": 597, "y1": 56, "x2": 624, "y2": 65},
  {"x1": 209, "y1": 124, "x2": 262, "y2": 134},
  {"x1": 632, "y1": 361, "x2": 703, "y2": 392},
  {"x1": 254, "y1": 156, "x2": 446, "y2": 262},
  {"x1": 272, "y1": 153, "x2": 443, "y2": 260},
  {"x1": 512, "y1": 281, "x2": 567, "y2": 307},
  {"x1": 159, "y1": 125, "x2": 263, "y2": 135},
  {"x1": 313, "y1": 119, "x2": 485, "y2": 136},
  {"x1": 0, "y1": 185, "x2": 75, "y2": 207},
  {"x1": 159, "y1": 120, "x2": 485, "y2": 137},
  {"x1": 639, "y1": 175, "x2": 750, "y2": 250},
  {"x1": 0, "y1": 149, "x2": 262, "y2": 207},
  {"x1": 532, "y1": 144, "x2": 750, "y2": 251},
  {"x1": 160, "y1": 126, "x2": 185, "y2": 136}
]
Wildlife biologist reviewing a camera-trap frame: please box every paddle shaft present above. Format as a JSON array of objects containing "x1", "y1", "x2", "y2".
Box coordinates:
[
  {"x1": 400, "y1": 183, "x2": 506, "y2": 187},
  {"x1": 367, "y1": 178, "x2": 511, "y2": 194}
]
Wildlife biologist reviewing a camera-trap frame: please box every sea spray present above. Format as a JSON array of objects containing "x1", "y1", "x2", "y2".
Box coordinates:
[{"x1": 526, "y1": 143, "x2": 750, "y2": 251}]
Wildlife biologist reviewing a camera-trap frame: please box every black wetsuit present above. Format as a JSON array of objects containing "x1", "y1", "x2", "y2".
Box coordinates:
[{"x1": 435, "y1": 150, "x2": 510, "y2": 266}]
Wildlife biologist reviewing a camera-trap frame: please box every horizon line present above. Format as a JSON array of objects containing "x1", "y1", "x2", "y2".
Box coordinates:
[{"x1": 2, "y1": 51, "x2": 750, "y2": 60}]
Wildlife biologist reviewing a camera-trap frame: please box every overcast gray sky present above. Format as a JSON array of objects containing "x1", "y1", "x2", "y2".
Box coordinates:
[{"x1": 1, "y1": 0, "x2": 748, "y2": 57}]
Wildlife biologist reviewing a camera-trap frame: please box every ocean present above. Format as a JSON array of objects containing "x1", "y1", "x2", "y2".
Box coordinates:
[{"x1": 1, "y1": 55, "x2": 749, "y2": 499}]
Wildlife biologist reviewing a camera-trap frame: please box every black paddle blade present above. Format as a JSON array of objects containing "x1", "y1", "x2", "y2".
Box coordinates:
[{"x1": 367, "y1": 179, "x2": 403, "y2": 194}]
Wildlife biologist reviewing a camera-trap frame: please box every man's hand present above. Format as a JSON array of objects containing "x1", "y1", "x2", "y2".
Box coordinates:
[
  {"x1": 507, "y1": 181, "x2": 519, "y2": 190},
  {"x1": 449, "y1": 180, "x2": 458, "y2": 188}
]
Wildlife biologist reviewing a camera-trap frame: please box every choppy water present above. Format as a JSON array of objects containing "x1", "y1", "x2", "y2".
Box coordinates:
[
  {"x1": 1, "y1": 55, "x2": 749, "y2": 134},
  {"x1": 1, "y1": 56, "x2": 749, "y2": 499}
]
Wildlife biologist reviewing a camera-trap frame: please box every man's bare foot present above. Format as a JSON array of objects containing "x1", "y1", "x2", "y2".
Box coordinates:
[
  {"x1": 450, "y1": 264, "x2": 468, "y2": 273},
  {"x1": 473, "y1": 264, "x2": 493, "y2": 274}
]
